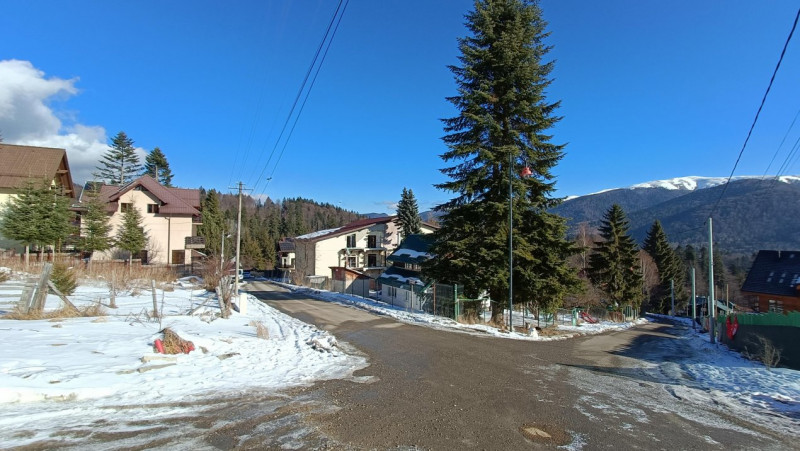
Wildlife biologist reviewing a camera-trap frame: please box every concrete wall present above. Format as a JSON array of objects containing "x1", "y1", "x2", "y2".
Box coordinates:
[{"x1": 719, "y1": 324, "x2": 800, "y2": 370}]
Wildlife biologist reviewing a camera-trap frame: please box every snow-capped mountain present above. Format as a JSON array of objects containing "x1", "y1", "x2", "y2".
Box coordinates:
[
  {"x1": 628, "y1": 175, "x2": 800, "y2": 191},
  {"x1": 552, "y1": 176, "x2": 800, "y2": 253}
]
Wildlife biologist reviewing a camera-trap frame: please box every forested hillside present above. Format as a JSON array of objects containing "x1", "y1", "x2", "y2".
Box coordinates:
[{"x1": 199, "y1": 190, "x2": 362, "y2": 269}]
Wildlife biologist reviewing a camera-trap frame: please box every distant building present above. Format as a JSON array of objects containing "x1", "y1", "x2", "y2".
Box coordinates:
[
  {"x1": 741, "y1": 250, "x2": 800, "y2": 313},
  {"x1": 293, "y1": 216, "x2": 436, "y2": 286},
  {"x1": 76, "y1": 175, "x2": 203, "y2": 265},
  {"x1": 377, "y1": 234, "x2": 434, "y2": 310},
  {"x1": 0, "y1": 143, "x2": 76, "y2": 251}
]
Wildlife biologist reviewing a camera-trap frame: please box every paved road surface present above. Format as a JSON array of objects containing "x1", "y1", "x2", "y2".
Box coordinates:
[{"x1": 10, "y1": 281, "x2": 795, "y2": 450}]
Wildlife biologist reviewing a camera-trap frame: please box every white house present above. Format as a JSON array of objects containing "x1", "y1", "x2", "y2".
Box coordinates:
[
  {"x1": 293, "y1": 216, "x2": 436, "y2": 285},
  {"x1": 377, "y1": 234, "x2": 434, "y2": 310}
]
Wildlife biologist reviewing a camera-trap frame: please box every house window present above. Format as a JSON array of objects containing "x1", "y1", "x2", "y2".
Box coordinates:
[
  {"x1": 387, "y1": 286, "x2": 396, "y2": 297},
  {"x1": 367, "y1": 235, "x2": 377, "y2": 248},
  {"x1": 347, "y1": 256, "x2": 357, "y2": 268},
  {"x1": 346, "y1": 234, "x2": 356, "y2": 248},
  {"x1": 120, "y1": 203, "x2": 133, "y2": 212},
  {"x1": 768, "y1": 299, "x2": 784, "y2": 313},
  {"x1": 368, "y1": 254, "x2": 377, "y2": 267},
  {"x1": 147, "y1": 204, "x2": 160, "y2": 214}
]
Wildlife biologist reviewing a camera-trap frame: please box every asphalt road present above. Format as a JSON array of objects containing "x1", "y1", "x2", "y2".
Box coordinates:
[{"x1": 246, "y1": 281, "x2": 795, "y2": 450}]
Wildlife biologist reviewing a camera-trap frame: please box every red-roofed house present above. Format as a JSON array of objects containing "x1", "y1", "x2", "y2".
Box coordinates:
[
  {"x1": 78, "y1": 175, "x2": 203, "y2": 265},
  {"x1": 293, "y1": 216, "x2": 436, "y2": 285}
]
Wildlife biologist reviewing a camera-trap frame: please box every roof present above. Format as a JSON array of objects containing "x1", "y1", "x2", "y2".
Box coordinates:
[
  {"x1": 80, "y1": 175, "x2": 201, "y2": 216},
  {"x1": 278, "y1": 239, "x2": 295, "y2": 252},
  {"x1": 741, "y1": 250, "x2": 800, "y2": 298},
  {"x1": 0, "y1": 143, "x2": 75, "y2": 198},
  {"x1": 295, "y1": 216, "x2": 397, "y2": 241},
  {"x1": 387, "y1": 234, "x2": 434, "y2": 265},
  {"x1": 377, "y1": 265, "x2": 428, "y2": 293}
]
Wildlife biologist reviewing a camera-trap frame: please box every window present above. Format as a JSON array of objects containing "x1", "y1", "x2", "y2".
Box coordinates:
[
  {"x1": 768, "y1": 299, "x2": 784, "y2": 313},
  {"x1": 367, "y1": 235, "x2": 377, "y2": 248},
  {"x1": 387, "y1": 286, "x2": 397, "y2": 297},
  {"x1": 368, "y1": 254, "x2": 377, "y2": 267},
  {"x1": 120, "y1": 203, "x2": 133, "y2": 212},
  {"x1": 347, "y1": 256, "x2": 357, "y2": 268},
  {"x1": 346, "y1": 234, "x2": 356, "y2": 248},
  {"x1": 147, "y1": 204, "x2": 160, "y2": 214}
]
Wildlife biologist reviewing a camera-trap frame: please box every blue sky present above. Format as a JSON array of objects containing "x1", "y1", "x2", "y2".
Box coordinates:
[{"x1": 1, "y1": 1, "x2": 799, "y2": 214}]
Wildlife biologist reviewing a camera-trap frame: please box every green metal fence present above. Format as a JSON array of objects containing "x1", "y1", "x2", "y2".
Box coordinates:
[{"x1": 720, "y1": 311, "x2": 800, "y2": 328}]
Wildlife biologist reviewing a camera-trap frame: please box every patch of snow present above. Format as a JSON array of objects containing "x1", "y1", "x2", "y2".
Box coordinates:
[
  {"x1": 295, "y1": 227, "x2": 341, "y2": 240},
  {"x1": 391, "y1": 248, "x2": 431, "y2": 259}
]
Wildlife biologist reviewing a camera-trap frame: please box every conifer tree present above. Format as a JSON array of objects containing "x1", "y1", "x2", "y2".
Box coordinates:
[
  {"x1": 425, "y1": 0, "x2": 580, "y2": 322},
  {"x1": 80, "y1": 185, "x2": 113, "y2": 264},
  {"x1": 197, "y1": 189, "x2": 225, "y2": 257},
  {"x1": 115, "y1": 205, "x2": 148, "y2": 265},
  {"x1": 142, "y1": 147, "x2": 174, "y2": 186},
  {"x1": 588, "y1": 204, "x2": 643, "y2": 309},
  {"x1": 95, "y1": 131, "x2": 142, "y2": 185},
  {"x1": 643, "y1": 220, "x2": 685, "y2": 313},
  {"x1": 0, "y1": 180, "x2": 73, "y2": 266},
  {"x1": 396, "y1": 187, "x2": 422, "y2": 239}
]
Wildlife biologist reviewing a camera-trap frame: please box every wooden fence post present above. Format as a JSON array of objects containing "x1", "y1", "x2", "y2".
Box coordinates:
[{"x1": 151, "y1": 279, "x2": 159, "y2": 318}]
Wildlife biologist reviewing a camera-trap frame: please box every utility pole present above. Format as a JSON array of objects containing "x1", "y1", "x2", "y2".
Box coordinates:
[
  {"x1": 691, "y1": 267, "x2": 696, "y2": 330},
  {"x1": 708, "y1": 217, "x2": 716, "y2": 344},
  {"x1": 508, "y1": 150, "x2": 513, "y2": 332},
  {"x1": 228, "y1": 182, "x2": 251, "y2": 297},
  {"x1": 670, "y1": 279, "x2": 675, "y2": 316}
]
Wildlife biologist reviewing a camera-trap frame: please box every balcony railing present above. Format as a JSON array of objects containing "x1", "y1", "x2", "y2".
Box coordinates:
[{"x1": 185, "y1": 236, "x2": 206, "y2": 249}]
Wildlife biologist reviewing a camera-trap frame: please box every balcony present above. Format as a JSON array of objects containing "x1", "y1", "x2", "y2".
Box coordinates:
[{"x1": 184, "y1": 236, "x2": 206, "y2": 249}]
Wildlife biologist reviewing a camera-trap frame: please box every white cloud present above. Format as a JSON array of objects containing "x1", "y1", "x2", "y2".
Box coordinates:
[{"x1": 0, "y1": 60, "x2": 145, "y2": 185}]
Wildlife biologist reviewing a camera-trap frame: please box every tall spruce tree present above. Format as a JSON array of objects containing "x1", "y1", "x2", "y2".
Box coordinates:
[
  {"x1": 95, "y1": 131, "x2": 142, "y2": 185},
  {"x1": 80, "y1": 185, "x2": 113, "y2": 263},
  {"x1": 115, "y1": 205, "x2": 148, "y2": 265},
  {"x1": 425, "y1": 0, "x2": 580, "y2": 322},
  {"x1": 588, "y1": 204, "x2": 643, "y2": 309},
  {"x1": 396, "y1": 187, "x2": 422, "y2": 239},
  {"x1": 642, "y1": 220, "x2": 684, "y2": 313},
  {"x1": 142, "y1": 147, "x2": 174, "y2": 186},
  {"x1": 197, "y1": 189, "x2": 225, "y2": 257}
]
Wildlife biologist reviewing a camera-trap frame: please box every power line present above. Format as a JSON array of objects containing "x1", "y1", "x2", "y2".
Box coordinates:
[
  {"x1": 709, "y1": 7, "x2": 800, "y2": 218},
  {"x1": 249, "y1": 0, "x2": 347, "y2": 196}
]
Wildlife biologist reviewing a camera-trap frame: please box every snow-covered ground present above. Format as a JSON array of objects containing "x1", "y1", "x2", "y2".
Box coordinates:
[
  {"x1": 643, "y1": 314, "x2": 800, "y2": 431},
  {"x1": 0, "y1": 272, "x2": 367, "y2": 447}
]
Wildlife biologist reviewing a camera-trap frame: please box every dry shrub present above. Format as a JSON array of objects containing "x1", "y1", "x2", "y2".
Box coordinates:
[
  {"x1": 3, "y1": 303, "x2": 106, "y2": 320},
  {"x1": 200, "y1": 257, "x2": 223, "y2": 292},
  {"x1": 159, "y1": 327, "x2": 195, "y2": 354},
  {"x1": 744, "y1": 334, "x2": 782, "y2": 370},
  {"x1": 249, "y1": 320, "x2": 270, "y2": 339},
  {"x1": 0, "y1": 270, "x2": 9, "y2": 283}
]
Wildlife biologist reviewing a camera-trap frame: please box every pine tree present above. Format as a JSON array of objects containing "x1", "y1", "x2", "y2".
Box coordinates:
[
  {"x1": 95, "y1": 131, "x2": 142, "y2": 185},
  {"x1": 197, "y1": 189, "x2": 225, "y2": 257},
  {"x1": 142, "y1": 147, "x2": 174, "y2": 186},
  {"x1": 588, "y1": 204, "x2": 643, "y2": 309},
  {"x1": 425, "y1": 0, "x2": 580, "y2": 322},
  {"x1": 80, "y1": 185, "x2": 113, "y2": 263},
  {"x1": 0, "y1": 180, "x2": 73, "y2": 266},
  {"x1": 115, "y1": 205, "x2": 148, "y2": 265},
  {"x1": 642, "y1": 220, "x2": 684, "y2": 313},
  {"x1": 396, "y1": 187, "x2": 422, "y2": 239}
]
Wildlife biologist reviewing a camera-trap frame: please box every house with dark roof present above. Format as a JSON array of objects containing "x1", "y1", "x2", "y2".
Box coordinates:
[
  {"x1": 277, "y1": 238, "x2": 295, "y2": 269},
  {"x1": 293, "y1": 216, "x2": 436, "y2": 284},
  {"x1": 0, "y1": 143, "x2": 76, "y2": 251},
  {"x1": 377, "y1": 234, "x2": 435, "y2": 310},
  {"x1": 77, "y1": 175, "x2": 203, "y2": 265},
  {"x1": 741, "y1": 250, "x2": 800, "y2": 313}
]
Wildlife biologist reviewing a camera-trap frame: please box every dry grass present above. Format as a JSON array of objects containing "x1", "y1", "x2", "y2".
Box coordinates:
[
  {"x1": 159, "y1": 328, "x2": 195, "y2": 354},
  {"x1": 3, "y1": 303, "x2": 107, "y2": 320},
  {"x1": 199, "y1": 257, "x2": 223, "y2": 291},
  {"x1": 744, "y1": 334, "x2": 782, "y2": 370},
  {"x1": 249, "y1": 320, "x2": 270, "y2": 339}
]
